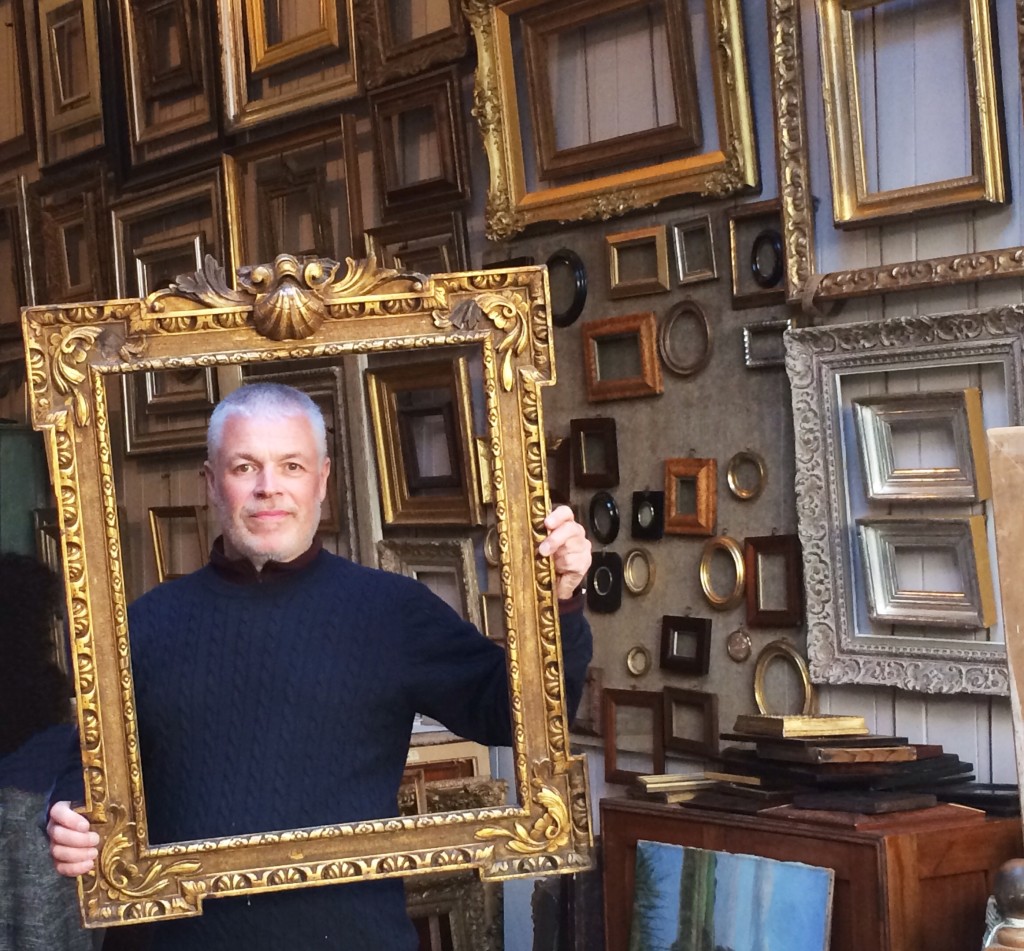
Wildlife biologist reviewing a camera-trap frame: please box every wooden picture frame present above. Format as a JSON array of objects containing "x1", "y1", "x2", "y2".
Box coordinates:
[
  {"x1": 569, "y1": 416, "x2": 619, "y2": 488},
  {"x1": 244, "y1": 0, "x2": 340, "y2": 77},
  {"x1": 662, "y1": 687, "x2": 718, "y2": 758},
  {"x1": 670, "y1": 214, "x2": 716, "y2": 285},
  {"x1": 464, "y1": 0, "x2": 757, "y2": 237},
  {"x1": 728, "y1": 200, "x2": 786, "y2": 309},
  {"x1": 630, "y1": 491, "x2": 664, "y2": 541},
  {"x1": 581, "y1": 312, "x2": 663, "y2": 402},
  {"x1": 148, "y1": 505, "x2": 209, "y2": 584},
  {"x1": 664, "y1": 456, "x2": 716, "y2": 535},
  {"x1": 116, "y1": 0, "x2": 218, "y2": 165},
  {"x1": 520, "y1": 0, "x2": 700, "y2": 182},
  {"x1": 586, "y1": 551, "x2": 623, "y2": 614},
  {"x1": 658, "y1": 299, "x2": 712, "y2": 378},
  {"x1": 659, "y1": 615, "x2": 712, "y2": 676},
  {"x1": 366, "y1": 356, "x2": 482, "y2": 526},
  {"x1": 606, "y1": 226, "x2": 671, "y2": 299},
  {"x1": 0, "y1": 177, "x2": 35, "y2": 342},
  {"x1": 0, "y1": 0, "x2": 36, "y2": 166},
  {"x1": 365, "y1": 209, "x2": 468, "y2": 273},
  {"x1": 369, "y1": 66, "x2": 469, "y2": 219},
  {"x1": 744, "y1": 534, "x2": 802, "y2": 629},
  {"x1": 22, "y1": 256, "x2": 592, "y2": 921},
  {"x1": 602, "y1": 688, "x2": 665, "y2": 785},
  {"x1": 355, "y1": 0, "x2": 468, "y2": 89}
]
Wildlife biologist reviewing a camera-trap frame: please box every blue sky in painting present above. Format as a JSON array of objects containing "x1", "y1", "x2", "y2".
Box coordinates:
[{"x1": 632, "y1": 840, "x2": 832, "y2": 951}]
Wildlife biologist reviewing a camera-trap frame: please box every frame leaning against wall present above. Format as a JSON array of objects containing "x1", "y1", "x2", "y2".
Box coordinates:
[{"x1": 21, "y1": 255, "x2": 592, "y2": 925}]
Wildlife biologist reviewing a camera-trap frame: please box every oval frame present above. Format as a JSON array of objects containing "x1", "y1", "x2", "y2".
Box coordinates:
[
  {"x1": 726, "y1": 450, "x2": 767, "y2": 501},
  {"x1": 753, "y1": 639, "x2": 815, "y2": 716},
  {"x1": 484, "y1": 525, "x2": 500, "y2": 566},
  {"x1": 547, "y1": 248, "x2": 587, "y2": 327},
  {"x1": 588, "y1": 490, "x2": 620, "y2": 545},
  {"x1": 750, "y1": 229, "x2": 784, "y2": 289},
  {"x1": 625, "y1": 645, "x2": 652, "y2": 677},
  {"x1": 624, "y1": 547, "x2": 655, "y2": 595},
  {"x1": 658, "y1": 299, "x2": 712, "y2": 377},
  {"x1": 699, "y1": 535, "x2": 745, "y2": 610}
]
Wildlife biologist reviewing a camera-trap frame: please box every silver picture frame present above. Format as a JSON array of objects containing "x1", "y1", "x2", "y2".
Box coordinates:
[
  {"x1": 857, "y1": 516, "x2": 995, "y2": 629},
  {"x1": 853, "y1": 389, "x2": 991, "y2": 502}
]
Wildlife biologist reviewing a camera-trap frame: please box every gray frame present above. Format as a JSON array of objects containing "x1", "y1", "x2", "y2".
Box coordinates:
[{"x1": 785, "y1": 307, "x2": 1024, "y2": 695}]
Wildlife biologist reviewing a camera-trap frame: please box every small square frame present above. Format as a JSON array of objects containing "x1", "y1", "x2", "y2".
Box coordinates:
[
  {"x1": 743, "y1": 319, "x2": 791, "y2": 370},
  {"x1": 670, "y1": 214, "x2": 717, "y2": 285},
  {"x1": 728, "y1": 200, "x2": 786, "y2": 309},
  {"x1": 664, "y1": 457, "x2": 716, "y2": 536},
  {"x1": 744, "y1": 534, "x2": 803, "y2": 629},
  {"x1": 570, "y1": 417, "x2": 619, "y2": 489},
  {"x1": 662, "y1": 687, "x2": 718, "y2": 758},
  {"x1": 602, "y1": 688, "x2": 665, "y2": 785},
  {"x1": 581, "y1": 312, "x2": 663, "y2": 403},
  {"x1": 606, "y1": 225, "x2": 671, "y2": 299},
  {"x1": 659, "y1": 615, "x2": 712, "y2": 676}
]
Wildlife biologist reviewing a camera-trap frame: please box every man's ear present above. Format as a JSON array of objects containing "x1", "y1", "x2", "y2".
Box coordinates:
[
  {"x1": 318, "y1": 457, "x2": 331, "y2": 502},
  {"x1": 203, "y1": 460, "x2": 217, "y2": 497}
]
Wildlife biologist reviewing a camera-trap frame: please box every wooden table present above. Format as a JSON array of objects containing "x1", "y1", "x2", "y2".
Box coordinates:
[{"x1": 601, "y1": 797, "x2": 1022, "y2": 951}]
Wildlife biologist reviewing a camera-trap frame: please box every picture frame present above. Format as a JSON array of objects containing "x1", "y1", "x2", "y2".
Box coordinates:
[
  {"x1": 355, "y1": 0, "x2": 468, "y2": 89},
  {"x1": 546, "y1": 248, "x2": 588, "y2": 328},
  {"x1": 630, "y1": 490, "x2": 664, "y2": 541},
  {"x1": 659, "y1": 615, "x2": 711, "y2": 676},
  {"x1": 625, "y1": 645, "x2": 652, "y2": 678},
  {"x1": 815, "y1": 0, "x2": 1003, "y2": 227},
  {"x1": 479, "y1": 591, "x2": 506, "y2": 643},
  {"x1": 662, "y1": 687, "x2": 718, "y2": 758},
  {"x1": 34, "y1": 506, "x2": 68, "y2": 674},
  {"x1": 369, "y1": 66, "x2": 469, "y2": 219},
  {"x1": 602, "y1": 688, "x2": 665, "y2": 785},
  {"x1": 670, "y1": 214, "x2": 716, "y2": 285},
  {"x1": 587, "y1": 491, "x2": 620, "y2": 546},
  {"x1": 857, "y1": 516, "x2": 995, "y2": 629},
  {"x1": 768, "y1": 0, "x2": 1024, "y2": 302},
  {"x1": 0, "y1": 0, "x2": 35, "y2": 166},
  {"x1": 216, "y1": 0, "x2": 358, "y2": 131},
  {"x1": 581, "y1": 312, "x2": 663, "y2": 402},
  {"x1": 744, "y1": 534, "x2": 802, "y2": 629},
  {"x1": 570, "y1": 417, "x2": 618, "y2": 489},
  {"x1": 785, "y1": 309, "x2": 1021, "y2": 695},
  {"x1": 623, "y1": 547, "x2": 655, "y2": 596},
  {"x1": 606, "y1": 226, "x2": 671, "y2": 299},
  {"x1": 658, "y1": 299, "x2": 712, "y2": 377},
  {"x1": 699, "y1": 535, "x2": 746, "y2": 611},
  {"x1": 663, "y1": 456, "x2": 716, "y2": 535},
  {"x1": 852, "y1": 388, "x2": 991, "y2": 503},
  {"x1": 406, "y1": 871, "x2": 498, "y2": 951},
  {"x1": 545, "y1": 435, "x2": 570, "y2": 506},
  {"x1": 464, "y1": 0, "x2": 757, "y2": 238},
  {"x1": 226, "y1": 117, "x2": 363, "y2": 265},
  {"x1": 753, "y1": 639, "x2": 814, "y2": 716},
  {"x1": 148, "y1": 505, "x2": 209, "y2": 584},
  {"x1": 743, "y1": 318, "x2": 791, "y2": 370},
  {"x1": 725, "y1": 450, "x2": 766, "y2": 501},
  {"x1": 365, "y1": 356, "x2": 482, "y2": 526},
  {"x1": 587, "y1": 551, "x2": 623, "y2": 614},
  {"x1": 520, "y1": 0, "x2": 700, "y2": 181},
  {"x1": 22, "y1": 256, "x2": 592, "y2": 921},
  {"x1": 728, "y1": 200, "x2": 786, "y2": 309},
  {"x1": 116, "y1": 0, "x2": 219, "y2": 165},
  {"x1": 377, "y1": 538, "x2": 483, "y2": 630},
  {"x1": 365, "y1": 209, "x2": 468, "y2": 273},
  {"x1": 0, "y1": 177, "x2": 35, "y2": 341}
]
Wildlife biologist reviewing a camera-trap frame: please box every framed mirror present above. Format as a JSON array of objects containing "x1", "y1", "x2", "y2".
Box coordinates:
[{"x1": 22, "y1": 256, "x2": 592, "y2": 924}]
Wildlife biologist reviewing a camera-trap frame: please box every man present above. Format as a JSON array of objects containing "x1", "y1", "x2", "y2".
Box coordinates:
[{"x1": 47, "y1": 382, "x2": 592, "y2": 950}]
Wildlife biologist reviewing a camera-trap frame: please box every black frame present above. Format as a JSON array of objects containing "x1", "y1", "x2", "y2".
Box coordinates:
[
  {"x1": 547, "y1": 248, "x2": 587, "y2": 327},
  {"x1": 587, "y1": 551, "x2": 623, "y2": 613},
  {"x1": 588, "y1": 491, "x2": 620, "y2": 545},
  {"x1": 659, "y1": 615, "x2": 712, "y2": 675}
]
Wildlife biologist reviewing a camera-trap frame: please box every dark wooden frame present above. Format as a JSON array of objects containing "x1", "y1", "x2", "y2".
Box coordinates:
[
  {"x1": 631, "y1": 490, "x2": 664, "y2": 540},
  {"x1": 662, "y1": 687, "x2": 719, "y2": 757},
  {"x1": 397, "y1": 401, "x2": 462, "y2": 491},
  {"x1": 664, "y1": 456, "x2": 716, "y2": 535},
  {"x1": 587, "y1": 551, "x2": 623, "y2": 614},
  {"x1": 602, "y1": 688, "x2": 665, "y2": 785},
  {"x1": 659, "y1": 615, "x2": 712, "y2": 676},
  {"x1": 520, "y1": 0, "x2": 700, "y2": 181},
  {"x1": 0, "y1": 0, "x2": 36, "y2": 166},
  {"x1": 658, "y1": 299, "x2": 713, "y2": 377},
  {"x1": 582, "y1": 311, "x2": 663, "y2": 402},
  {"x1": 365, "y1": 208, "x2": 468, "y2": 273},
  {"x1": 570, "y1": 416, "x2": 619, "y2": 488},
  {"x1": 744, "y1": 534, "x2": 803, "y2": 628},
  {"x1": 728, "y1": 199, "x2": 787, "y2": 309}
]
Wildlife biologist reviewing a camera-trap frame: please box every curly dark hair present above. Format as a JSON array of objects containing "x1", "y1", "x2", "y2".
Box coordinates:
[{"x1": 0, "y1": 552, "x2": 72, "y2": 758}]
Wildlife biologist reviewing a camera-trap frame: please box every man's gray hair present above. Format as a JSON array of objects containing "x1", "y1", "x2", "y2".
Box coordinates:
[{"x1": 207, "y1": 383, "x2": 328, "y2": 461}]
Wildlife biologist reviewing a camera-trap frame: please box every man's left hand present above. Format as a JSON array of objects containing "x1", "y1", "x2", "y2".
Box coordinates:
[{"x1": 538, "y1": 505, "x2": 592, "y2": 601}]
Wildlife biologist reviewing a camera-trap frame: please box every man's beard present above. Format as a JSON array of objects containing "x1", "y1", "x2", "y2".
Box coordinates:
[{"x1": 213, "y1": 498, "x2": 322, "y2": 569}]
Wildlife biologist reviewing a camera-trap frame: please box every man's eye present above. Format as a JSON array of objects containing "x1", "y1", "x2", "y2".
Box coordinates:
[
  {"x1": 234, "y1": 463, "x2": 252, "y2": 474},
  {"x1": 286, "y1": 462, "x2": 303, "y2": 472}
]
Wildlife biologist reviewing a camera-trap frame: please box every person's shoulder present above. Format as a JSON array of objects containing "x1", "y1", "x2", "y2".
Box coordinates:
[{"x1": 129, "y1": 565, "x2": 214, "y2": 613}]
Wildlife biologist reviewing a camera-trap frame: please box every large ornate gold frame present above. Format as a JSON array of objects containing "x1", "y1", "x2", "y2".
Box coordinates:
[
  {"x1": 463, "y1": 0, "x2": 758, "y2": 238},
  {"x1": 21, "y1": 255, "x2": 592, "y2": 927}
]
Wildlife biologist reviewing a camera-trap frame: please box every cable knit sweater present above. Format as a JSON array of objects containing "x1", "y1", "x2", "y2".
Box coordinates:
[{"x1": 106, "y1": 549, "x2": 591, "y2": 951}]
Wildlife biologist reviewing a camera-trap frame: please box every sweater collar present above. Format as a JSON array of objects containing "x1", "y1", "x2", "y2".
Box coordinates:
[{"x1": 209, "y1": 536, "x2": 322, "y2": 584}]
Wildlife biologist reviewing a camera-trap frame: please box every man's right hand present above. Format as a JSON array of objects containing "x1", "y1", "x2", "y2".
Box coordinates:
[{"x1": 47, "y1": 800, "x2": 99, "y2": 877}]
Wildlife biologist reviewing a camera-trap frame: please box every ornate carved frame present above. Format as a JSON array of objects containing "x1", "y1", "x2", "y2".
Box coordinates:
[
  {"x1": 768, "y1": 0, "x2": 1024, "y2": 302},
  {"x1": 463, "y1": 0, "x2": 758, "y2": 238},
  {"x1": 22, "y1": 254, "x2": 592, "y2": 926},
  {"x1": 785, "y1": 307, "x2": 1024, "y2": 695}
]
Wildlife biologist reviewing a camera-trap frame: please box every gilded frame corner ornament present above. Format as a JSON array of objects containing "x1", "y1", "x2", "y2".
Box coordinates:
[
  {"x1": 21, "y1": 254, "x2": 592, "y2": 925},
  {"x1": 784, "y1": 307, "x2": 1022, "y2": 695},
  {"x1": 464, "y1": 0, "x2": 758, "y2": 238}
]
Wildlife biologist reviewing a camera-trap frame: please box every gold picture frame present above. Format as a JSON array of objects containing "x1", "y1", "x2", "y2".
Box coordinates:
[
  {"x1": 366, "y1": 356, "x2": 483, "y2": 527},
  {"x1": 581, "y1": 312, "x2": 663, "y2": 402},
  {"x1": 606, "y1": 226, "x2": 671, "y2": 299},
  {"x1": 753, "y1": 639, "x2": 814, "y2": 716},
  {"x1": 148, "y1": 505, "x2": 209, "y2": 584},
  {"x1": 463, "y1": 0, "x2": 758, "y2": 238},
  {"x1": 699, "y1": 534, "x2": 745, "y2": 610},
  {"x1": 22, "y1": 255, "x2": 592, "y2": 923},
  {"x1": 244, "y1": 0, "x2": 340, "y2": 76},
  {"x1": 815, "y1": 0, "x2": 1004, "y2": 227},
  {"x1": 768, "y1": 0, "x2": 1024, "y2": 302}
]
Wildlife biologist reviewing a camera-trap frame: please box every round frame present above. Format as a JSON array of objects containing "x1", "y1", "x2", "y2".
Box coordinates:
[
  {"x1": 623, "y1": 548, "x2": 655, "y2": 595},
  {"x1": 657, "y1": 299, "x2": 712, "y2": 377},
  {"x1": 750, "y1": 229, "x2": 784, "y2": 289},
  {"x1": 625, "y1": 645, "x2": 652, "y2": 677},
  {"x1": 592, "y1": 562, "x2": 616, "y2": 597},
  {"x1": 699, "y1": 535, "x2": 745, "y2": 610},
  {"x1": 726, "y1": 627, "x2": 752, "y2": 663},
  {"x1": 547, "y1": 248, "x2": 587, "y2": 327},
  {"x1": 484, "y1": 526, "x2": 500, "y2": 567},
  {"x1": 753, "y1": 639, "x2": 814, "y2": 716},
  {"x1": 726, "y1": 450, "x2": 767, "y2": 501},
  {"x1": 588, "y1": 491, "x2": 620, "y2": 545}
]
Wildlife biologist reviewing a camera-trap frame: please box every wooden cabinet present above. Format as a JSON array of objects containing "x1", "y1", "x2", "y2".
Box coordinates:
[{"x1": 601, "y1": 797, "x2": 1022, "y2": 951}]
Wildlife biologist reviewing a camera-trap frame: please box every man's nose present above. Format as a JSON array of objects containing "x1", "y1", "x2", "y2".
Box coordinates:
[{"x1": 254, "y1": 469, "x2": 280, "y2": 496}]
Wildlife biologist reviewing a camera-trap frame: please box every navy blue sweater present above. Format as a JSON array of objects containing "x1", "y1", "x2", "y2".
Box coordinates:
[{"x1": 102, "y1": 549, "x2": 591, "y2": 950}]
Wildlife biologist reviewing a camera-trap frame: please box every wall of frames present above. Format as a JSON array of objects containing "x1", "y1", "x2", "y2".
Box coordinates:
[{"x1": 3, "y1": 0, "x2": 1024, "y2": 942}]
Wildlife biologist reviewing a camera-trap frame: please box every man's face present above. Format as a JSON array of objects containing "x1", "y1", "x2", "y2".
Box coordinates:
[{"x1": 204, "y1": 412, "x2": 330, "y2": 567}]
